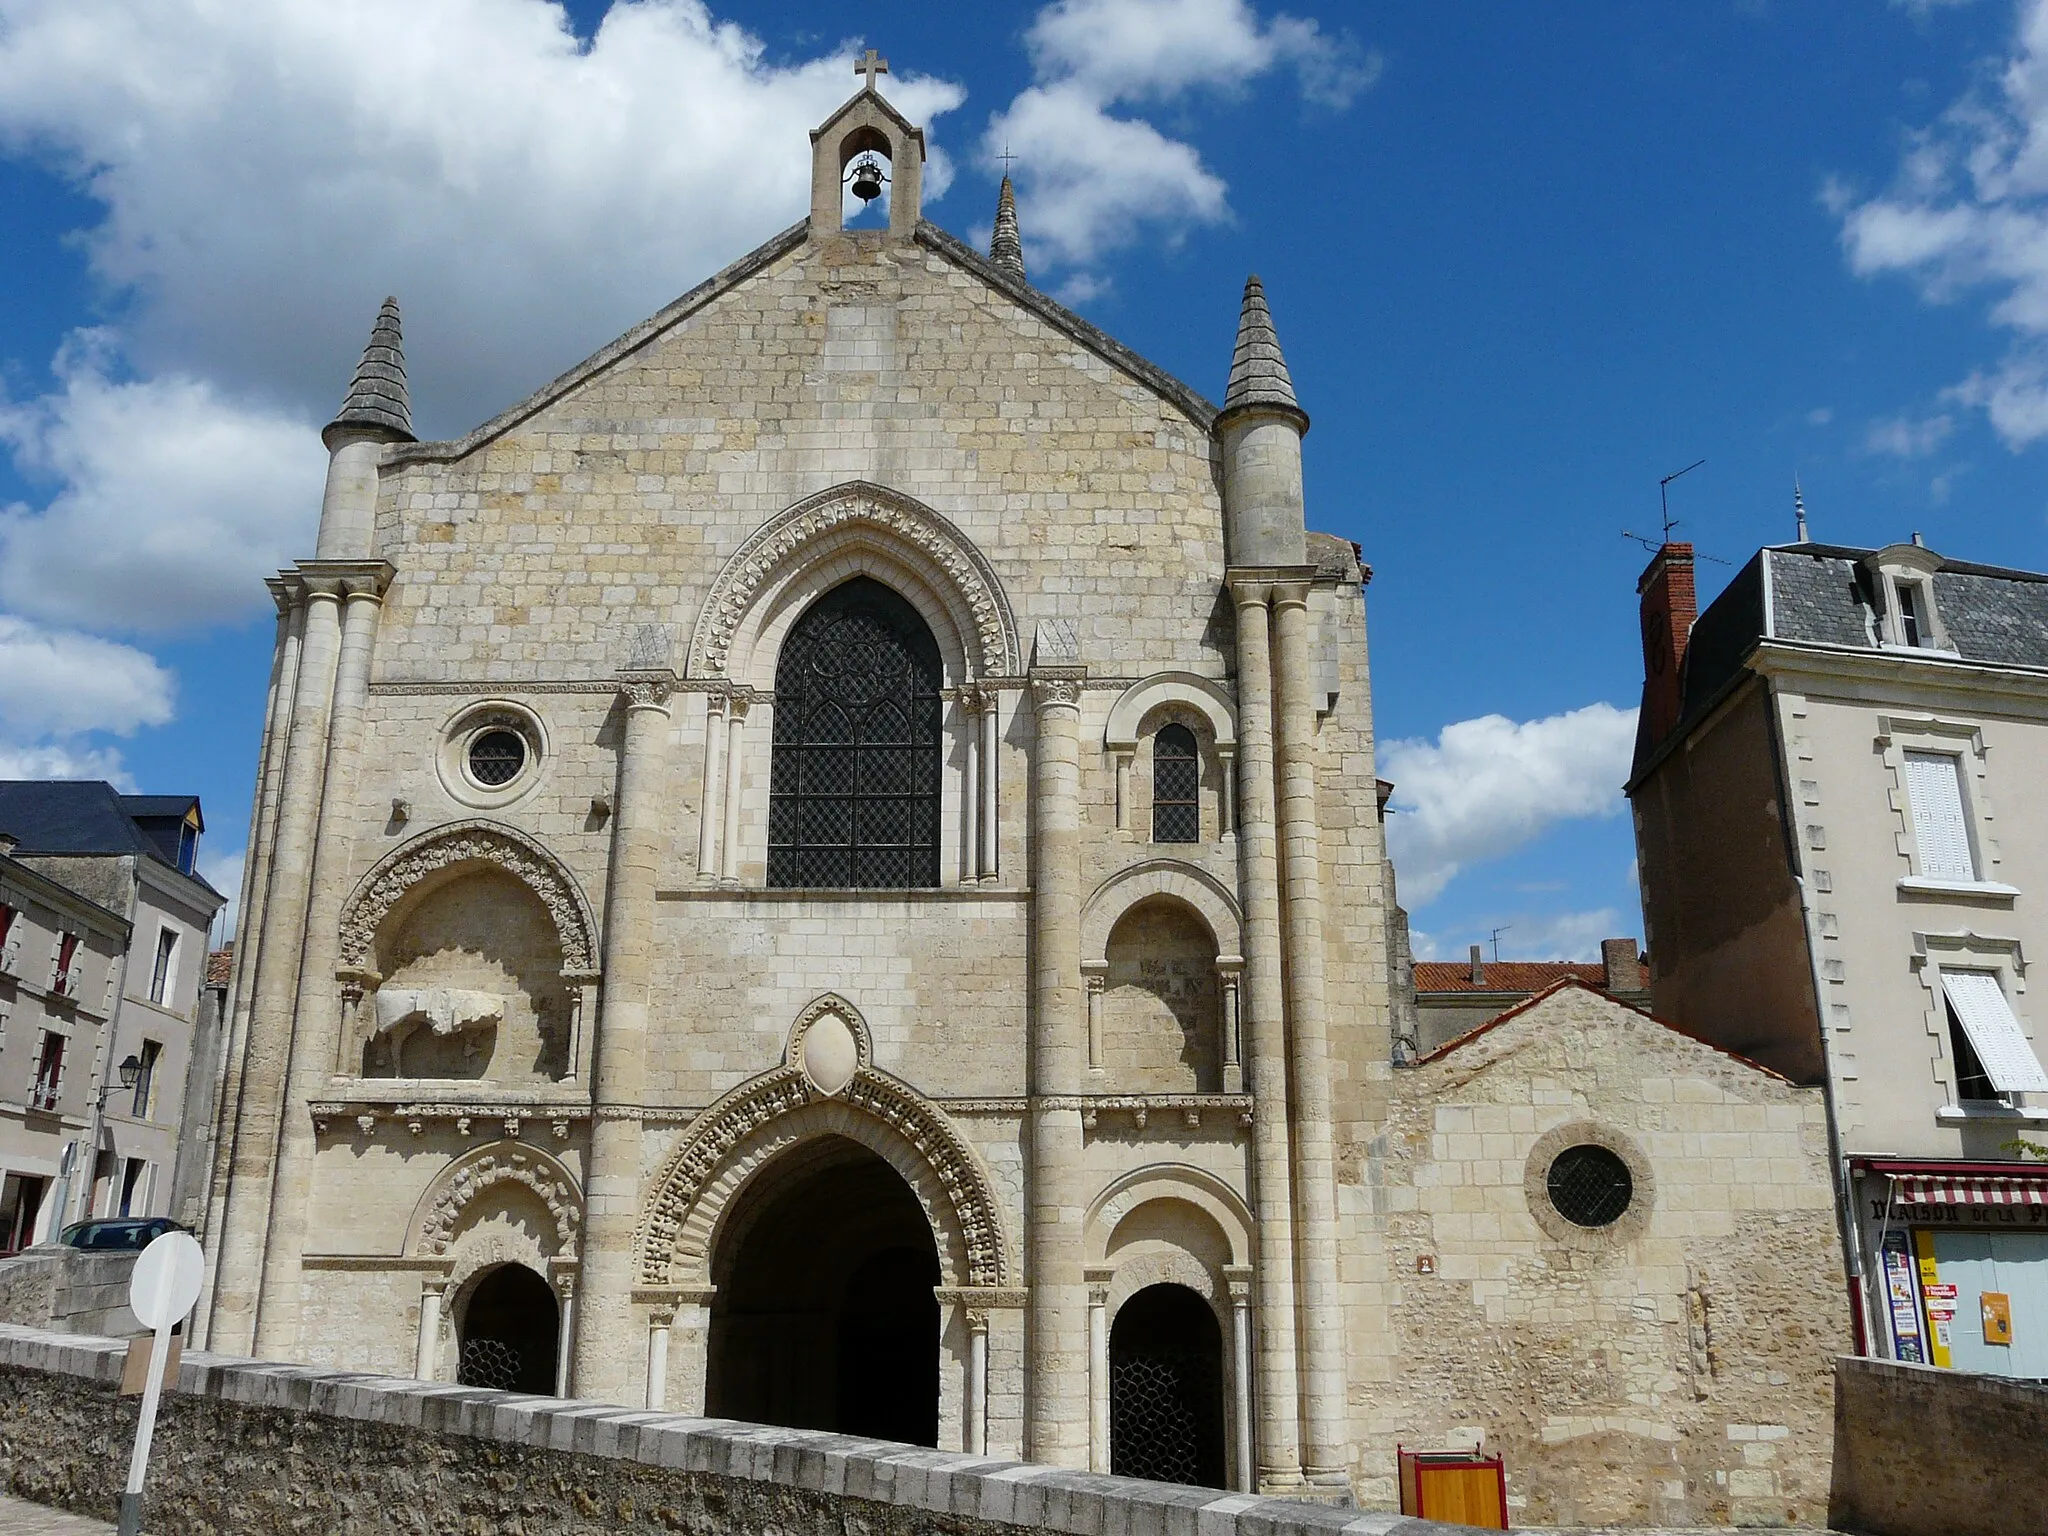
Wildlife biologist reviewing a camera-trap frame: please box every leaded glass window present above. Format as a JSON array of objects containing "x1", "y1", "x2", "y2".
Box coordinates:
[
  {"x1": 1152, "y1": 724, "x2": 1200, "y2": 844},
  {"x1": 769, "y1": 578, "x2": 943, "y2": 889}
]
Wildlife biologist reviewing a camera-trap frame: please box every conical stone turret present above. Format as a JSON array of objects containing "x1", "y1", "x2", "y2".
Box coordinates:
[
  {"x1": 989, "y1": 175, "x2": 1027, "y2": 281},
  {"x1": 1220, "y1": 274, "x2": 1306, "y2": 427},
  {"x1": 1216, "y1": 274, "x2": 1309, "y2": 567},
  {"x1": 324, "y1": 297, "x2": 415, "y2": 448}
]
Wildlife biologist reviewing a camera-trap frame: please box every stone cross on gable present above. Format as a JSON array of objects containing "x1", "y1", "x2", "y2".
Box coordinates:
[{"x1": 856, "y1": 49, "x2": 889, "y2": 92}]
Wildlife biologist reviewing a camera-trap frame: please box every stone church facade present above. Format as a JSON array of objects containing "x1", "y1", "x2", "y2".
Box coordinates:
[{"x1": 200, "y1": 80, "x2": 1842, "y2": 1519}]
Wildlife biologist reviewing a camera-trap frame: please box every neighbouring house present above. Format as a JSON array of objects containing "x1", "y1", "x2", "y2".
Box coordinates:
[
  {"x1": 1408, "y1": 939, "x2": 1650, "y2": 1057},
  {"x1": 1371, "y1": 979, "x2": 1844, "y2": 1528},
  {"x1": 0, "y1": 783, "x2": 227, "y2": 1246},
  {"x1": 1628, "y1": 531, "x2": 2048, "y2": 1380}
]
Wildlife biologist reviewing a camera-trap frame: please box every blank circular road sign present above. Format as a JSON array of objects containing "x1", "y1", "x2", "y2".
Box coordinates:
[{"x1": 129, "y1": 1232, "x2": 205, "y2": 1333}]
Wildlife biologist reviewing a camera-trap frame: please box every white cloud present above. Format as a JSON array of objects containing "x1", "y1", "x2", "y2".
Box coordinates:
[
  {"x1": 0, "y1": 0, "x2": 965, "y2": 433},
  {"x1": 0, "y1": 613, "x2": 173, "y2": 739},
  {"x1": 1838, "y1": 0, "x2": 2048, "y2": 445},
  {"x1": 1862, "y1": 410, "x2": 1956, "y2": 457},
  {"x1": 989, "y1": 0, "x2": 1378, "y2": 271},
  {"x1": 1383, "y1": 702, "x2": 1639, "y2": 907},
  {"x1": 1410, "y1": 908, "x2": 1632, "y2": 963},
  {"x1": 0, "y1": 332, "x2": 328, "y2": 633},
  {"x1": 0, "y1": 741, "x2": 135, "y2": 787},
  {"x1": 198, "y1": 846, "x2": 246, "y2": 938}
]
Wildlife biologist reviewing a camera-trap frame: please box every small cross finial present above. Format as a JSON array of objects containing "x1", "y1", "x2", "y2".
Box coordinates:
[
  {"x1": 998, "y1": 143, "x2": 1017, "y2": 176},
  {"x1": 856, "y1": 49, "x2": 889, "y2": 92}
]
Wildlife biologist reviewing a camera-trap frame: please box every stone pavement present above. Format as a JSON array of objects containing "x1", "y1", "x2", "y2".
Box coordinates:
[{"x1": 0, "y1": 1495, "x2": 113, "y2": 1532}]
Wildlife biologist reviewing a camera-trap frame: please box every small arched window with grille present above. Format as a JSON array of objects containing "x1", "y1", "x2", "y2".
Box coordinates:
[
  {"x1": 1151, "y1": 724, "x2": 1200, "y2": 844},
  {"x1": 768, "y1": 577, "x2": 943, "y2": 889}
]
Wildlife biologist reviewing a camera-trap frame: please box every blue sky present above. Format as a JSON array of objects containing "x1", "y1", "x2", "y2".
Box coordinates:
[{"x1": 3, "y1": 0, "x2": 2046, "y2": 959}]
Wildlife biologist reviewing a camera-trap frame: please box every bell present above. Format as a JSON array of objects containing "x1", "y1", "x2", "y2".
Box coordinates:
[{"x1": 850, "y1": 157, "x2": 885, "y2": 204}]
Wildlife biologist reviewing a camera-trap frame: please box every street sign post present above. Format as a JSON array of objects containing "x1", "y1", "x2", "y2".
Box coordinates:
[{"x1": 118, "y1": 1231, "x2": 204, "y2": 1536}]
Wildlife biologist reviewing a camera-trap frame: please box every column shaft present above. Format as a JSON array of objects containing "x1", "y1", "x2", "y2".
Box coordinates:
[
  {"x1": 574, "y1": 676, "x2": 673, "y2": 1401},
  {"x1": 206, "y1": 578, "x2": 345, "y2": 1353},
  {"x1": 696, "y1": 697, "x2": 726, "y2": 877},
  {"x1": 961, "y1": 696, "x2": 981, "y2": 883},
  {"x1": 1088, "y1": 1288, "x2": 1110, "y2": 1472},
  {"x1": 196, "y1": 588, "x2": 302, "y2": 1346},
  {"x1": 1231, "y1": 583, "x2": 1305, "y2": 1490},
  {"x1": 254, "y1": 580, "x2": 386, "y2": 1356},
  {"x1": 1273, "y1": 587, "x2": 1347, "y2": 1481},
  {"x1": 719, "y1": 700, "x2": 746, "y2": 882},
  {"x1": 416, "y1": 1284, "x2": 444, "y2": 1380},
  {"x1": 1026, "y1": 676, "x2": 1088, "y2": 1467},
  {"x1": 980, "y1": 703, "x2": 1000, "y2": 878}
]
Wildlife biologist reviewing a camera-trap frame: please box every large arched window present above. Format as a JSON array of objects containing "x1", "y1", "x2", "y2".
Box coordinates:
[
  {"x1": 769, "y1": 578, "x2": 943, "y2": 889},
  {"x1": 1152, "y1": 724, "x2": 1200, "y2": 844}
]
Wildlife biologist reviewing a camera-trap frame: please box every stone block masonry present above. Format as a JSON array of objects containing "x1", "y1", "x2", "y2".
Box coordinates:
[{"x1": 0, "y1": 1324, "x2": 1468, "y2": 1536}]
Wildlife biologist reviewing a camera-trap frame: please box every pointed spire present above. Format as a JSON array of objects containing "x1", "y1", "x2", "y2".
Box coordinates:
[
  {"x1": 1220, "y1": 274, "x2": 1307, "y2": 428},
  {"x1": 989, "y1": 174, "x2": 1027, "y2": 281},
  {"x1": 324, "y1": 296, "x2": 415, "y2": 447},
  {"x1": 1794, "y1": 475, "x2": 1810, "y2": 542}
]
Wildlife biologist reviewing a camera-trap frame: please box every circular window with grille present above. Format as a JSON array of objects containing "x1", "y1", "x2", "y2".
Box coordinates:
[
  {"x1": 467, "y1": 729, "x2": 527, "y2": 787},
  {"x1": 438, "y1": 702, "x2": 547, "y2": 809},
  {"x1": 1546, "y1": 1144, "x2": 1634, "y2": 1228},
  {"x1": 1524, "y1": 1122, "x2": 1652, "y2": 1248}
]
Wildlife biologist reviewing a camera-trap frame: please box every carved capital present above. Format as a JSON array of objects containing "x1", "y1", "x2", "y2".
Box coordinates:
[
  {"x1": 1030, "y1": 674, "x2": 1084, "y2": 713},
  {"x1": 618, "y1": 670, "x2": 677, "y2": 711}
]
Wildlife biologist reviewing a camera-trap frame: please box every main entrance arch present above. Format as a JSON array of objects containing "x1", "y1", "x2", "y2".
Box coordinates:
[{"x1": 706, "y1": 1138, "x2": 940, "y2": 1444}]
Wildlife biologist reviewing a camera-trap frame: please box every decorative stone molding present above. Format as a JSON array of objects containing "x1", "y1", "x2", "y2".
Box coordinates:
[
  {"x1": 337, "y1": 819, "x2": 599, "y2": 974},
  {"x1": 637, "y1": 1062, "x2": 1011, "y2": 1291},
  {"x1": 1103, "y1": 672, "x2": 1238, "y2": 753},
  {"x1": 411, "y1": 1140, "x2": 583, "y2": 1257},
  {"x1": 619, "y1": 670, "x2": 678, "y2": 711},
  {"x1": 1085, "y1": 1162, "x2": 1256, "y2": 1267},
  {"x1": 1061, "y1": 1094, "x2": 1254, "y2": 1133},
  {"x1": 1523, "y1": 1120, "x2": 1656, "y2": 1251},
  {"x1": 1031, "y1": 675, "x2": 1084, "y2": 711},
  {"x1": 688, "y1": 481, "x2": 1018, "y2": 681},
  {"x1": 784, "y1": 993, "x2": 872, "y2": 1097},
  {"x1": 1080, "y1": 858, "x2": 1244, "y2": 969}
]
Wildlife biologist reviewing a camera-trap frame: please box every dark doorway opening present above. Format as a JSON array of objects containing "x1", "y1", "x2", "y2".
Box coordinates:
[
  {"x1": 707, "y1": 1138, "x2": 940, "y2": 1445},
  {"x1": 1110, "y1": 1283, "x2": 1226, "y2": 1488},
  {"x1": 457, "y1": 1263, "x2": 560, "y2": 1395}
]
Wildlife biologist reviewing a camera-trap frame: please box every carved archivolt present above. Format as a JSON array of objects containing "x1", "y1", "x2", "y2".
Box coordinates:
[
  {"x1": 637, "y1": 1061, "x2": 1011, "y2": 1290},
  {"x1": 412, "y1": 1140, "x2": 582, "y2": 1257},
  {"x1": 1103, "y1": 672, "x2": 1238, "y2": 752},
  {"x1": 687, "y1": 481, "x2": 1019, "y2": 681},
  {"x1": 338, "y1": 819, "x2": 599, "y2": 975}
]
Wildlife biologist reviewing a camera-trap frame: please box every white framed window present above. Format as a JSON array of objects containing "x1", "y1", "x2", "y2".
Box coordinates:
[
  {"x1": 148, "y1": 927, "x2": 178, "y2": 1007},
  {"x1": 1903, "y1": 750, "x2": 1977, "y2": 882}
]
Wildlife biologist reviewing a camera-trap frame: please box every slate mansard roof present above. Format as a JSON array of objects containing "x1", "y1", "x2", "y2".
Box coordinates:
[
  {"x1": 0, "y1": 781, "x2": 218, "y2": 894},
  {"x1": 1638, "y1": 542, "x2": 2048, "y2": 781}
]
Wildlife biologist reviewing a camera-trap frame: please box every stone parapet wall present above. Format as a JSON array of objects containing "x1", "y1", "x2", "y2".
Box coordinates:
[
  {"x1": 0, "y1": 1324, "x2": 1465, "y2": 1535},
  {"x1": 1829, "y1": 1355, "x2": 2048, "y2": 1536},
  {"x1": 0, "y1": 1251, "x2": 140, "y2": 1338}
]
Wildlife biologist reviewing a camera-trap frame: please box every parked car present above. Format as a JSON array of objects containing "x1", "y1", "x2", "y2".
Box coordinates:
[{"x1": 57, "y1": 1217, "x2": 190, "y2": 1251}]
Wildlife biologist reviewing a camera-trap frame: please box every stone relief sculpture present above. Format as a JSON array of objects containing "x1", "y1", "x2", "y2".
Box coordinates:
[{"x1": 371, "y1": 987, "x2": 506, "y2": 1074}]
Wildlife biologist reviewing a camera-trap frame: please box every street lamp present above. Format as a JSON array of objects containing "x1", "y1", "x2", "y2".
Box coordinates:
[{"x1": 74, "y1": 1053, "x2": 144, "y2": 1225}]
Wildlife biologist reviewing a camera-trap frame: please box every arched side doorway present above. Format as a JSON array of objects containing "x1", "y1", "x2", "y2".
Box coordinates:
[
  {"x1": 1110, "y1": 1283, "x2": 1227, "y2": 1488},
  {"x1": 456, "y1": 1263, "x2": 560, "y2": 1395},
  {"x1": 706, "y1": 1137, "x2": 941, "y2": 1445}
]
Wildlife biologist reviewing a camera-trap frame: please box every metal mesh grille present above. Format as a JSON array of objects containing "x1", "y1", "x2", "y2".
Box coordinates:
[
  {"x1": 457, "y1": 1337, "x2": 522, "y2": 1391},
  {"x1": 1112, "y1": 1353, "x2": 1207, "y2": 1484},
  {"x1": 1152, "y1": 724, "x2": 1200, "y2": 844},
  {"x1": 769, "y1": 579, "x2": 942, "y2": 890},
  {"x1": 467, "y1": 729, "x2": 527, "y2": 787},
  {"x1": 1546, "y1": 1144, "x2": 1634, "y2": 1228}
]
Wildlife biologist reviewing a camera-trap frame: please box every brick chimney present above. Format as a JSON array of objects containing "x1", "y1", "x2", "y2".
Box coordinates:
[
  {"x1": 1636, "y1": 543, "x2": 1696, "y2": 752},
  {"x1": 1601, "y1": 937, "x2": 1643, "y2": 994},
  {"x1": 1468, "y1": 943, "x2": 1486, "y2": 986}
]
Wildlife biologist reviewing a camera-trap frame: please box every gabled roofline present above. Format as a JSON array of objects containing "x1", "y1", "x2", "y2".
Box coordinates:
[
  {"x1": 913, "y1": 224, "x2": 1219, "y2": 432},
  {"x1": 384, "y1": 218, "x2": 813, "y2": 466},
  {"x1": 809, "y1": 88, "x2": 926, "y2": 157},
  {"x1": 1412, "y1": 975, "x2": 1794, "y2": 1082},
  {"x1": 381, "y1": 215, "x2": 1222, "y2": 469}
]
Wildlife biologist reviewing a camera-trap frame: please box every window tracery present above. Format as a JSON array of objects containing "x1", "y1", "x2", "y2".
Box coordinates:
[{"x1": 1152, "y1": 724, "x2": 1200, "y2": 844}]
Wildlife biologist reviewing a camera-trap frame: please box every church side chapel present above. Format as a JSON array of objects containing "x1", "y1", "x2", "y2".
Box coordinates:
[{"x1": 199, "y1": 58, "x2": 1842, "y2": 1519}]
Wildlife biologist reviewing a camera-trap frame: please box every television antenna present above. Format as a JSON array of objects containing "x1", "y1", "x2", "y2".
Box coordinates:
[
  {"x1": 1490, "y1": 925, "x2": 1512, "y2": 963},
  {"x1": 1622, "y1": 459, "x2": 1727, "y2": 563}
]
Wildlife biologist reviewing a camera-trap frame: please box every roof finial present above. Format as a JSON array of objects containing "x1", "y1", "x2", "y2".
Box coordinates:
[
  {"x1": 324, "y1": 296, "x2": 414, "y2": 447},
  {"x1": 1794, "y1": 475, "x2": 1809, "y2": 543},
  {"x1": 1219, "y1": 274, "x2": 1307, "y2": 429},
  {"x1": 989, "y1": 166, "x2": 1027, "y2": 281},
  {"x1": 855, "y1": 49, "x2": 889, "y2": 93}
]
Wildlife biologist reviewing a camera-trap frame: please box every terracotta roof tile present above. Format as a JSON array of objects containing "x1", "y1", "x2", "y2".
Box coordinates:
[
  {"x1": 206, "y1": 942, "x2": 234, "y2": 987},
  {"x1": 1413, "y1": 960, "x2": 1608, "y2": 993}
]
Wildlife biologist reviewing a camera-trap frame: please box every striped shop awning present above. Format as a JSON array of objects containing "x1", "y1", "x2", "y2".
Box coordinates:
[{"x1": 1886, "y1": 1172, "x2": 2048, "y2": 1207}]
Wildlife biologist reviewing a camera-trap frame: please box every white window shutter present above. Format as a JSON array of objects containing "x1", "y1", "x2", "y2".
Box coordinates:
[
  {"x1": 1943, "y1": 970, "x2": 2048, "y2": 1094},
  {"x1": 1904, "y1": 750, "x2": 1977, "y2": 881}
]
